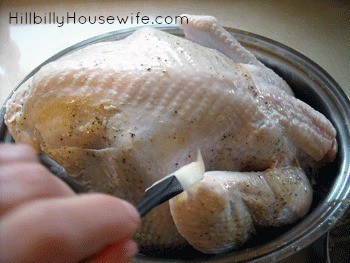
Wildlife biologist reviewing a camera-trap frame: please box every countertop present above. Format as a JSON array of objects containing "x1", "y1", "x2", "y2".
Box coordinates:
[{"x1": 0, "y1": 0, "x2": 349, "y2": 262}]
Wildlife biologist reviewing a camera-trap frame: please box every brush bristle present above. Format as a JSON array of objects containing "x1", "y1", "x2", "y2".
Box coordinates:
[
  {"x1": 174, "y1": 149, "x2": 205, "y2": 190},
  {"x1": 146, "y1": 149, "x2": 205, "y2": 191}
]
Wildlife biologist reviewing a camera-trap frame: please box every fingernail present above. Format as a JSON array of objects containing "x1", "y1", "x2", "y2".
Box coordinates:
[
  {"x1": 88, "y1": 240, "x2": 139, "y2": 263},
  {"x1": 122, "y1": 240, "x2": 139, "y2": 259},
  {"x1": 120, "y1": 200, "x2": 140, "y2": 228}
]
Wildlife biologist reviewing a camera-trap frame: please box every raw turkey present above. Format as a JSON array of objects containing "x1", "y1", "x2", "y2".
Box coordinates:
[{"x1": 4, "y1": 14, "x2": 337, "y2": 253}]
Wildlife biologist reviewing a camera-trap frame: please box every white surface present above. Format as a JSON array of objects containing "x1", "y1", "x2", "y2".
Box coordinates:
[{"x1": 1, "y1": 0, "x2": 349, "y2": 106}]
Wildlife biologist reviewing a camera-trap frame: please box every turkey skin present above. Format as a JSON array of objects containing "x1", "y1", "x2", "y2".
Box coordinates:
[{"x1": 5, "y1": 15, "x2": 337, "y2": 253}]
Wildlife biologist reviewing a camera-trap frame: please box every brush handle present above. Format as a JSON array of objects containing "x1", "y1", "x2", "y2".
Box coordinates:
[
  {"x1": 136, "y1": 176, "x2": 183, "y2": 217},
  {"x1": 38, "y1": 153, "x2": 86, "y2": 193},
  {"x1": 40, "y1": 153, "x2": 183, "y2": 217}
]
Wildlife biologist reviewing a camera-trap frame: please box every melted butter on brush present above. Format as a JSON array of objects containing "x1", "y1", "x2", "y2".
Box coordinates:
[{"x1": 146, "y1": 149, "x2": 205, "y2": 192}]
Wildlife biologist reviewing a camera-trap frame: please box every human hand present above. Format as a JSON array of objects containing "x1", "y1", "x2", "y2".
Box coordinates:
[{"x1": 0, "y1": 144, "x2": 140, "y2": 263}]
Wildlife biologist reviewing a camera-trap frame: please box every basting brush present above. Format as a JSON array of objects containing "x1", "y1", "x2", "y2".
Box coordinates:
[
  {"x1": 38, "y1": 149, "x2": 205, "y2": 217},
  {"x1": 136, "y1": 149, "x2": 205, "y2": 217}
]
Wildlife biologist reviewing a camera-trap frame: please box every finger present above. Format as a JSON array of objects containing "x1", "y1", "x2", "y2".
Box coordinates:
[
  {"x1": 0, "y1": 194, "x2": 140, "y2": 263},
  {"x1": 0, "y1": 144, "x2": 38, "y2": 164},
  {"x1": 88, "y1": 239, "x2": 138, "y2": 263},
  {"x1": 0, "y1": 162, "x2": 75, "y2": 216}
]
